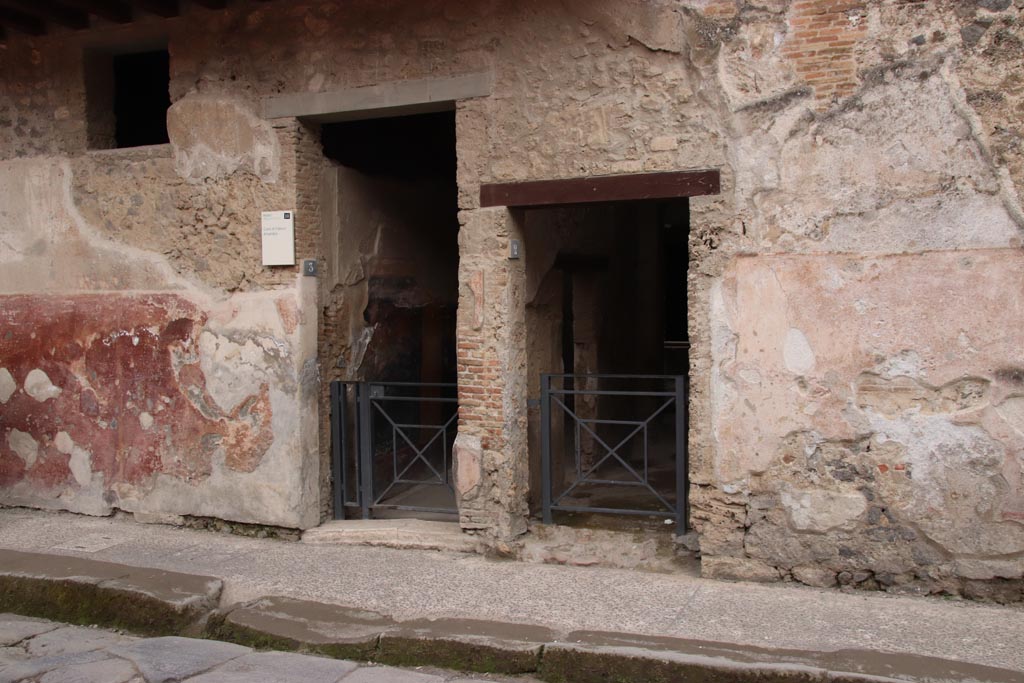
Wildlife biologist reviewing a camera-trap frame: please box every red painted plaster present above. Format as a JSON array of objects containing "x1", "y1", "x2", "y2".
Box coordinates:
[{"x1": 0, "y1": 294, "x2": 274, "y2": 503}]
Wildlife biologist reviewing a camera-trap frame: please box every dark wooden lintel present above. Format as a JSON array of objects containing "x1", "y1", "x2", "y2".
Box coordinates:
[
  {"x1": 189, "y1": 0, "x2": 226, "y2": 9},
  {"x1": 479, "y1": 169, "x2": 720, "y2": 209}
]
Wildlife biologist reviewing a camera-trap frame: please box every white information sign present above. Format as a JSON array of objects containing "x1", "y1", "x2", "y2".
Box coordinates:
[{"x1": 261, "y1": 210, "x2": 296, "y2": 266}]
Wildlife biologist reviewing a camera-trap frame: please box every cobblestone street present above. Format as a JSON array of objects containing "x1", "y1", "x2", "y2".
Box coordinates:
[{"x1": 0, "y1": 614, "x2": 539, "y2": 683}]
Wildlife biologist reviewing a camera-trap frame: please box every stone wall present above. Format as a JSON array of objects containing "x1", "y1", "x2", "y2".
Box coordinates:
[{"x1": 0, "y1": 0, "x2": 1022, "y2": 598}]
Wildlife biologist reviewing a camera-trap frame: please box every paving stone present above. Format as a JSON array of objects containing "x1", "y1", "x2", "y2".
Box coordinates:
[
  {"x1": 109, "y1": 636, "x2": 250, "y2": 683},
  {"x1": 0, "y1": 650, "x2": 109, "y2": 683},
  {"x1": 26, "y1": 625, "x2": 135, "y2": 657},
  {"x1": 0, "y1": 614, "x2": 58, "y2": 646},
  {"x1": 342, "y1": 666, "x2": 446, "y2": 683},
  {"x1": 183, "y1": 651, "x2": 357, "y2": 683},
  {"x1": 37, "y1": 656, "x2": 141, "y2": 683}
]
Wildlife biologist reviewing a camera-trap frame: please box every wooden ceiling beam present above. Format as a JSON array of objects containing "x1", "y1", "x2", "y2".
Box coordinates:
[
  {"x1": 0, "y1": 0, "x2": 89, "y2": 29},
  {"x1": 59, "y1": 0, "x2": 132, "y2": 23},
  {"x1": 0, "y1": 5, "x2": 47, "y2": 35}
]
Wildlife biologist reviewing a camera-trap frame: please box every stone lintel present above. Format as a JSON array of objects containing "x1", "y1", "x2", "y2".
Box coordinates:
[{"x1": 262, "y1": 72, "x2": 494, "y2": 122}]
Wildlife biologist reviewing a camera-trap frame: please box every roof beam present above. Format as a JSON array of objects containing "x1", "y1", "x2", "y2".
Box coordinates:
[
  {"x1": 60, "y1": 0, "x2": 131, "y2": 23},
  {"x1": 0, "y1": 5, "x2": 46, "y2": 35},
  {"x1": 131, "y1": 0, "x2": 178, "y2": 18},
  {"x1": 479, "y1": 170, "x2": 721, "y2": 208},
  {"x1": 0, "y1": 0, "x2": 88, "y2": 29}
]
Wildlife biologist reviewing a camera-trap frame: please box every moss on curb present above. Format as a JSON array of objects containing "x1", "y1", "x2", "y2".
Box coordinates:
[
  {"x1": 204, "y1": 611, "x2": 380, "y2": 662},
  {"x1": 0, "y1": 575, "x2": 203, "y2": 637},
  {"x1": 378, "y1": 635, "x2": 541, "y2": 675},
  {"x1": 537, "y1": 647, "x2": 824, "y2": 683}
]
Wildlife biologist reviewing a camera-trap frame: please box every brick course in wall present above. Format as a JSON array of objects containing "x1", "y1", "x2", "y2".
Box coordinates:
[{"x1": 781, "y1": 0, "x2": 868, "y2": 104}]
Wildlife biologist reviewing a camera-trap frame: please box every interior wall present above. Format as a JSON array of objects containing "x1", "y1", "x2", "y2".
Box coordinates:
[
  {"x1": 317, "y1": 113, "x2": 459, "y2": 519},
  {"x1": 522, "y1": 202, "x2": 680, "y2": 513}
]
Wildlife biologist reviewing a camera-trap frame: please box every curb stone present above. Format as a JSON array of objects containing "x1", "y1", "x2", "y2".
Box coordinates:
[
  {"x1": 1, "y1": 549, "x2": 1020, "y2": 683},
  {"x1": 206, "y1": 596, "x2": 394, "y2": 661},
  {"x1": 377, "y1": 617, "x2": 552, "y2": 674},
  {"x1": 0, "y1": 550, "x2": 221, "y2": 637}
]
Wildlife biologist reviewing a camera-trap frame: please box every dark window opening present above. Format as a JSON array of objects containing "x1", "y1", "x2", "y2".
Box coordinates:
[
  {"x1": 85, "y1": 48, "x2": 170, "y2": 149},
  {"x1": 114, "y1": 50, "x2": 171, "y2": 148}
]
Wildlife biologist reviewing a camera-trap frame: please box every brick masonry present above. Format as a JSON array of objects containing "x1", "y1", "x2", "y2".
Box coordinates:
[{"x1": 0, "y1": 0, "x2": 1022, "y2": 599}]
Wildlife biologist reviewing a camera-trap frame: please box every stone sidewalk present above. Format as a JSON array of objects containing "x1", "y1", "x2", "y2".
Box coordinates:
[
  {"x1": 0, "y1": 508, "x2": 1022, "y2": 682},
  {"x1": 0, "y1": 614, "x2": 533, "y2": 683}
]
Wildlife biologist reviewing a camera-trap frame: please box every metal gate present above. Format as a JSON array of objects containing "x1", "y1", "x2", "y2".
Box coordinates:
[
  {"x1": 331, "y1": 380, "x2": 459, "y2": 519},
  {"x1": 540, "y1": 374, "x2": 689, "y2": 534}
]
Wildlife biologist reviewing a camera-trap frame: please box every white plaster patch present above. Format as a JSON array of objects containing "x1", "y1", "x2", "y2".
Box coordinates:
[
  {"x1": 783, "y1": 328, "x2": 815, "y2": 375},
  {"x1": 875, "y1": 350, "x2": 924, "y2": 379},
  {"x1": 0, "y1": 368, "x2": 15, "y2": 403},
  {"x1": 54, "y1": 431, "x2": 74, "y2": 454},
  {"x1": 139, "y1": 412, "x2": 154, "y2": 430},
  {"x1": 781, "y1": 488, "x2": 866, "y2": 533},
  {"x1": 7, "y1": 429, "x2": 39, "y2": 467},
  {"x1": 737, "y1": 367, "x2": 762, "y2": 385},
  {"x1": 198, "y1": 331, "x2": 269, "y2": 413},
  {"x1": 866, "y1": 411, "x2": 1023, "y2": 555},
  {"x1": 68, "y1": 446, "x2": 93, "y2": 487},
  {"x1": 24, "y1": 368, "x2": 61, "y2": 402}
]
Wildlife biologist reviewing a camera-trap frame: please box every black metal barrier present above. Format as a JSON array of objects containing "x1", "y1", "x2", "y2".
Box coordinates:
[
  {"x1": 541, "y1": 374, "x2": 689, "y2": 535},
  {"x1": 331, "y1": 381, "x2": 458, "y2": 519}
]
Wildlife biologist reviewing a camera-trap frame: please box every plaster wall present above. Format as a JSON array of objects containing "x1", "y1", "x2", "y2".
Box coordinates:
[{"x1": 0, "y1": 0, "x2": 1023, "y2": 597}]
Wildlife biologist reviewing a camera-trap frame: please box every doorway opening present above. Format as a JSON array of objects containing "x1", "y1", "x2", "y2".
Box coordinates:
[
  {"x1": 320, "y1": 111, "x2": 460, "y2": 521},
  {"x1": 524, "y1": 199, "x2": 690, "y2": 533}
]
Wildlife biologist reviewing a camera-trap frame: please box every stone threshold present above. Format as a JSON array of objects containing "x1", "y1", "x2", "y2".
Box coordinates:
[
  {"x1": 301, "y1": 519, "x2": 481, "y2": 553},
  {"x1": 0, "y1": 548, "x2": 1018, "y2": 683}
]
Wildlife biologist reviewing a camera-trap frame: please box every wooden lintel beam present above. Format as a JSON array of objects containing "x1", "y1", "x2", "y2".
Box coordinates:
[
  {"x1": 60, "y1": 0, "x2": 132, "y2": 23},
  {"x1": 1, "y1": 0, "x2": 89, "y2": 29},
  {"x1": 479, "y1": 170, "x2": 721, "y2": 209},
  {"x1": 189, "y1": 0, "x2": 226, "y2": 8},
  {"x1": 130, "y1": 0, "x2": 178, "y2": 18},
  {"x1": 0, "y1": 5, "x2": 46, "y2": 35}
]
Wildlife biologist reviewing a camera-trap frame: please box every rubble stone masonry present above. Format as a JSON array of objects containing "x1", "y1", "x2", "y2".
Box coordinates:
[{"x1": 1, "y1": 0, "x2": 1023, "y2": 600}]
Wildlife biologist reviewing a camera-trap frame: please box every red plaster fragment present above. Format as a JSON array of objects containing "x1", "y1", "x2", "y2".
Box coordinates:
[{"x1": 0, "y1": 294, "x2": 275, "y2": 504}]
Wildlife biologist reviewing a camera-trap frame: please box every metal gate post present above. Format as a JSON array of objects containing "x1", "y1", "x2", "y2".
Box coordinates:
[
  {"x1": 330, "y1": 381, "x2": 345, "y2": 520},
  {"x1": 675, "y1": 375, "x2": 688, "y2": 536},
  {"x1": 541, "y1": 373, "x2": 553, "y2": 525},
  {"x1": 357, "y1": 382, "x2": 373, "y2": 520}
]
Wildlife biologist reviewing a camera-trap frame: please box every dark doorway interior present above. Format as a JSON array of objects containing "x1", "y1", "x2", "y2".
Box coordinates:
[
  {"x1": 524, "y1": 199, "x2": 690, "y2": 531},
  {"x1": 322, "y1": 111, "x2": 460, "y2": 519}
]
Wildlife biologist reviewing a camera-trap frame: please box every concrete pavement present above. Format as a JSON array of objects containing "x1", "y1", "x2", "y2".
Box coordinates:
[
  {"x1": 0, "y1": 508, "x2": 1022, "y2": 681},
  {"x1": 0, "y1": 613, "x2": 533, "y2": 683}
]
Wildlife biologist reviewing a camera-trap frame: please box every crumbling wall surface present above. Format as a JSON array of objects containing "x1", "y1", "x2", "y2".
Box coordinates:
[
  {"x1": 3, "y1": 0, "x2": 1024, "y2": 596},
  {"x1": 687, "y1": 0, "x2": 1024, "y2": 600},
  {"x1": 0, "y1": 69, "x2": 321, "y2": 527}
]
